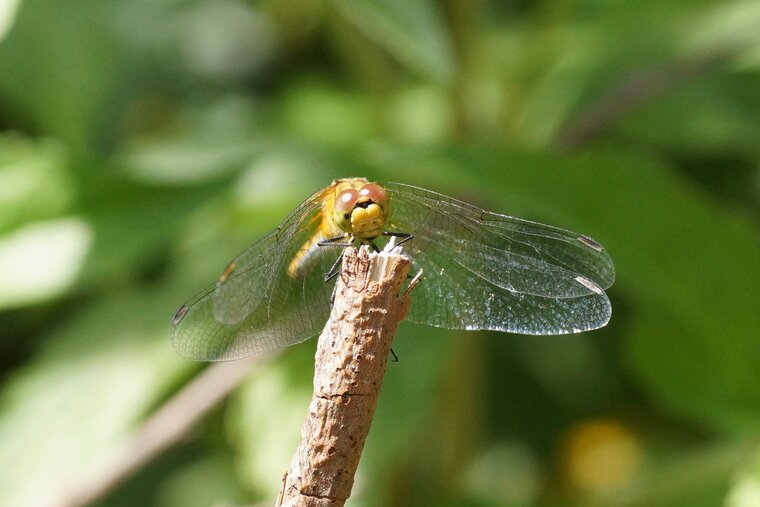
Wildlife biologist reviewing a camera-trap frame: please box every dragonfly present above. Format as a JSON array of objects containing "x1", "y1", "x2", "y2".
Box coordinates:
[{"x1": 170, "y1": 178, "x2": 614, "y2": 361}]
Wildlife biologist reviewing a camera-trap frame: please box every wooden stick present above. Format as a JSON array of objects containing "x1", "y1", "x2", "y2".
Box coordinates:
[{"x1": 277, "y1": 245, "x2": 414, "y2": 506}]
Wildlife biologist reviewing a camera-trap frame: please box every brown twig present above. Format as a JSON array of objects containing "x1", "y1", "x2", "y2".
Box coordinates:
[{"x1": 277, "y1": 245, "x2": 414, "y2": 507}]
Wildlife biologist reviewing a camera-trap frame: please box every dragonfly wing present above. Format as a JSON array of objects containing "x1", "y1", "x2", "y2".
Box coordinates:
[
  {"x1": 170, "y1": 186, "x2": 340, "y2": 361},
  {"x1": 386, "y1": 182, "x2": 613, "y2": 334},
  {"x1": 396, "y1": 243, "x2": 610, "y2": 334}
]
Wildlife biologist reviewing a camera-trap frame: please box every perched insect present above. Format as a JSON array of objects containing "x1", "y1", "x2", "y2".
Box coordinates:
[{"x1": 171, "y1": 178, "x2": 614, "y2": 361}]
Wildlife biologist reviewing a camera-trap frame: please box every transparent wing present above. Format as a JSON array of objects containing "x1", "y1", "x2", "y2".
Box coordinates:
[
  {"x1": 385, "y1": 182, "x2": 614, "y2": 334},
  {"x1": 170, "y1": 186, "x2": 340, "y2": 361}
]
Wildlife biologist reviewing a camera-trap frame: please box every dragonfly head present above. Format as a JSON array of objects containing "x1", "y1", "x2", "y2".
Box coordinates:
[{"x1": 333, "y1": 183, "x2": 392, "y2": 241}]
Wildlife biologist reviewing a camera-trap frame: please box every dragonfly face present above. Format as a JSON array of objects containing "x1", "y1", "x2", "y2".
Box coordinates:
[
  {"x1": 331, "y1": 181, "x2": 392, "y2": 241},
  {"x1": 171, "y1": 178, "x2": 615, "y2": 361}
]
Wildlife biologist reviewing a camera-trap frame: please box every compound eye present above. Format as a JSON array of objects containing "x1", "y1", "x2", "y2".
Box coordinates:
[
  {"x1": 333, "y1": 188, "x2": 360, "y2": 232},
  {"x1": 359, "y1": 183, "x2": 388, "y2": 205},
  {"x1": 335, "y1": 188, "x2": 360, "y2": 214}
]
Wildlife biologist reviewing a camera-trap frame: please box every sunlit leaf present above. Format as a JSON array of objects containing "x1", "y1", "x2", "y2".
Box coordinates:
[
  {"x1": 726, "y1": 448, "x2": 760, "y2": 507},
  {"x1": 116, "y1": 97, "x2": 266, "y2": 185},
  {"x1": 0, "y1": 0, "x2": 22, "y2": 43},
  {"x1": 0, "y1": 217, "x2": 92, "y2": 309},
  {"x1": 0, "y1": 136, "x2": 72, "y2": 234}
]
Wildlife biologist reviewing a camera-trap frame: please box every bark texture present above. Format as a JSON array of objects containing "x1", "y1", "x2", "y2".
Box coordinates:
[{"x1": 276, "y1": 246, "x2": 412, "y2": 506}]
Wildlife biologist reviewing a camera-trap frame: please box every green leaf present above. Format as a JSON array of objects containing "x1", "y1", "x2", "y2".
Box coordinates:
[
  {"x1": 0, "y1": 135, "x2": 72, "y2": 235},
  {"x1": 0, "y1": 288, "x2": 191, "y2": 507},
  {"x1": 0, "y1": 217, "x2": 92, "y2": 309},
  {"x1": 331, "y1": 0, "x2": 455, "y2": 82},
  {"x1": 0, "y1": 0, "x2": 127, "y2": 156},
  {"x1": 615, "y1": 73, "x2": 760, "y2": 158}
]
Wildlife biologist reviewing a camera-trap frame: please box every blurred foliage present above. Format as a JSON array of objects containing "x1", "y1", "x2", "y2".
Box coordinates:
[{"x1": 1, "y1": 0, "x2": 760, "y2": 506}]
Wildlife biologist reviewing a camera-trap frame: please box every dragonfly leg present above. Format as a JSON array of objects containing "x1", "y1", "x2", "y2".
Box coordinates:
[
  {"x1": 320, "y1": 234, "x2": 354, "y2": 283},
  {"x1": 324, "y1": 250, "x2": 345, "y2": 283},
  {"x1": 368, "y1": 240, "x2": 380, "y2": 253},
  {"x1": 329, "y1": 279, "x2": 338, "y2": 309},
  {"x1": 390, "y1": 348, "x2": 399, "y2": 363},
  {"x1": 318, "y1": 234, "x2": 352, "y2": 248},
  {"x1": 383, "y1": 231, "x2": 414, "y2": 248}
]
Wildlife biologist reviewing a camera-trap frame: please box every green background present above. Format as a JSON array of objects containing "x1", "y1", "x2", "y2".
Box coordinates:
[{"x1": 1, "y1": 0, "x2": 760, "y2": 506}]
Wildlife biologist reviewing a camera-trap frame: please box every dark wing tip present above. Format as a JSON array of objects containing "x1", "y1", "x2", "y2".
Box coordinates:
[
  {"x1": 171, "y1": 304, "x2": 189, "y2": 326},
  {"x1": 577, "y1": 234, "x2": 604, "y2": 253}
]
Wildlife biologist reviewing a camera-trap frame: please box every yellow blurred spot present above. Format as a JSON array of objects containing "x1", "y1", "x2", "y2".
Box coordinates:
[{"x1": 562, "y1": 419, "x2": 642, "y2": 495}]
